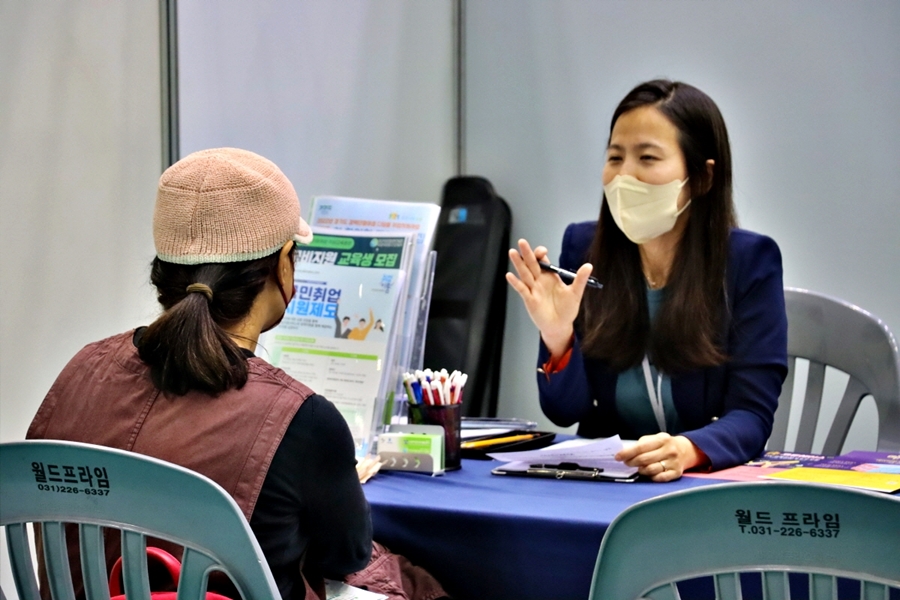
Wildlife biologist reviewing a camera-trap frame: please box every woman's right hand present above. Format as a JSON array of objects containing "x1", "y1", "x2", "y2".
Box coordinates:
[{"x1": 506, "y1": 238, "x2": 593, "y2": 357}]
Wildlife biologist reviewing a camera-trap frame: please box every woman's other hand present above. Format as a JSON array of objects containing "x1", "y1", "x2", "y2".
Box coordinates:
[
  {"x1": 356, "y1": 455, "x2": 383, "y2": 484},
  {"x1": 614, "y1": 433, "x2": 705, "y2": 482},
  {"x1": 506, "y1": 238, "x2": 593, "y2": 357}
]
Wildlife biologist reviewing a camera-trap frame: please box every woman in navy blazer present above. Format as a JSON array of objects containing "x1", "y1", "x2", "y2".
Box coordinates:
[{"x1": 508, "y1": 80, "x2": 787, "y2": 479}]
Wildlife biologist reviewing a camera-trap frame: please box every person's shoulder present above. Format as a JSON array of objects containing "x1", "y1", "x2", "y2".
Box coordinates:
[
  {"x1": 247, "y1": 357, "x2": 317, "y2": 399},
  {"x1": 564, "y1": 221, "x2": 597, "y2": 246},
  {"x1": 282, "y1": 393, "x2": 357, "y2": 457},
  {"x1": 299, "y1": 394, "x2": 349, "y2": 430},
  {"x1": 727, "y1": 229, "x2": 784, "y2": 297},
  {"x1": 80, "y1": 330, "x2": 134, "y2": 351},
  {"x1": 68, "y1": 330, "x2": 140, "y2": 368},
  {"x1": 560, "y1": 221, "x2": 597, "y2": 267},
  {"x1": 45, "y1": 330, "x2": 144, "y2": 399},
  {"x1": 728, "y1": 228, "x2": 783, "y2": 267},
  {"x1": 729, "y1": 228, "x2": 781, "y2": 255}
]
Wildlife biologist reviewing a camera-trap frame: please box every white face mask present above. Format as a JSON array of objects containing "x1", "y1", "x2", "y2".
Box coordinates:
[{"x1": 603, "y1": 174, "x2": 690, "y2": 244}]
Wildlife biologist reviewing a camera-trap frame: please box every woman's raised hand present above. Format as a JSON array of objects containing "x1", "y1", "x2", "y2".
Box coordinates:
[{"x1": 506, "y1": 238, "x2": 593, "y2": 357}]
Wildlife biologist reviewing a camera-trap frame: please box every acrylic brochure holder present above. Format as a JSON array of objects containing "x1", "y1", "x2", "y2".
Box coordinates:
[
  {"x1": 256, "y1": 227, "x2": 415, "y2": 458},
  {"x1": 410, "y1": 250, "x2": 437, "y2": 374},
  {"x1": 256, "y1": 196, "x2": 441, "y2": 458},
  {"x1": 391, "y1": 250, "x2": 437, "y2": 424},
  {"x1": 306, "y1": 197, "x2": 442, "y2": 452}
]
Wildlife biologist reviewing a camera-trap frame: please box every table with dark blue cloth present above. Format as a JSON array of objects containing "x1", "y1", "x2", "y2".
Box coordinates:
[{"x1": 363, "y1": 457, "x2": 717, "y2": 600}]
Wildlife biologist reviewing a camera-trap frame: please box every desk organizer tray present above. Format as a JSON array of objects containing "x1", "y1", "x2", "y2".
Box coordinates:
[{"x1": 460, "y1": 430, "x2": 557, "y2": 460}]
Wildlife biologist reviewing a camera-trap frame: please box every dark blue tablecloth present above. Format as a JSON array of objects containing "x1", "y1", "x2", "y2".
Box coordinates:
[{"x1": 363, "y1": 458, "x2": 718, "y2": 600}]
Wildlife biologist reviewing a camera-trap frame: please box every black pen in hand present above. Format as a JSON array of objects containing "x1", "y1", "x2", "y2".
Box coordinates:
[{"x1": 539, "y1": 262, "x2": 603, "y2": 289}]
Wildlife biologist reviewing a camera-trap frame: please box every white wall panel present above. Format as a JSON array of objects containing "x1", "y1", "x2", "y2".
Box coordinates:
[
  {"x1": 0, "y1": 1, "x2": 162, "y2": 443},
  {"x1": 466, "y1": 1, "x2": 900, "y2": 450},
  {"x1": 178, "y1": 0, "x2": 455, "y2": 208},
  {"x1": 0, "y1": 1, "x2": 163, "y2": 594}
]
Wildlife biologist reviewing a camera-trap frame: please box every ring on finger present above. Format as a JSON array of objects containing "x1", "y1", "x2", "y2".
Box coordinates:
[{"x1": 659, "y1": 461, "x2": 667, "y2": 472}]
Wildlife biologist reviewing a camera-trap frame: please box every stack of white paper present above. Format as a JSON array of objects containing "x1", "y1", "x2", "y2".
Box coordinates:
[{"x1": 487, "y1": 436, "x2": 639, "y2": 479}]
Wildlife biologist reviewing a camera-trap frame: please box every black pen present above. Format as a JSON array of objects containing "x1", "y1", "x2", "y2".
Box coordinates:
[
  {"x1": 529, "y1": 463, "x2": 603, "y2": 472},
  {"x1": 539, "y1": 262, "x2": 603, "y2": 289}
]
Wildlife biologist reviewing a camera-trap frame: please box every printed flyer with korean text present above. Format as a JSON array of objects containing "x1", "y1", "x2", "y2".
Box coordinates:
[
  {"x1": 309, "y1": 196, "x2": 440, "y2": 375},
  {"x1": 258, "y1": 230, "x2": 414, "y2": 455}
]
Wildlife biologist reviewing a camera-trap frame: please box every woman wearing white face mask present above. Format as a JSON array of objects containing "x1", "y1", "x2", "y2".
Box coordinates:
[{"x1": 507, "y1": 80, "x2": 787, "y2": 481}]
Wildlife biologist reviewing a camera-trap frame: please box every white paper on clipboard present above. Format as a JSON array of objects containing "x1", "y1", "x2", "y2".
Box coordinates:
[{"x1": 487, "y1": 435, "x2": 639, "y2": 479}]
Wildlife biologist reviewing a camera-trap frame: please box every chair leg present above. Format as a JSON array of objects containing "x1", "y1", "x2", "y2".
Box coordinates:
[
  {"x1": 795, "y1": 362, "x2": 826, "y2": 452},
  {"x1": 770, "y1": 357, "x2": 796, "y2": 451}
]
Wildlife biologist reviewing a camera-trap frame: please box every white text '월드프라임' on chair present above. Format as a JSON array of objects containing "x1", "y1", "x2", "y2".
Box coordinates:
[
  {"x1": 0, "y1": 440, "x2": 281, "y2": 600},
  {"x1": 588, "y1": 481, "x2": 900, "y2": 599}
]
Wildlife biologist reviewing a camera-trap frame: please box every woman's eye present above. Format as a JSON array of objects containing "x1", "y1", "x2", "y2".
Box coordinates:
[
  {"x1": 607, "y1": 155, "x2": 622, "y2": 163},
  {"x1": 640, "y1": 155, "x2": 658, "y2": 161}
]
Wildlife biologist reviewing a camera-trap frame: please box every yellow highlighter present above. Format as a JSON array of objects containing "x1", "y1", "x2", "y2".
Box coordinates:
[{"x1": 460, "y1": 433, "x2": 538, "y2": 450}]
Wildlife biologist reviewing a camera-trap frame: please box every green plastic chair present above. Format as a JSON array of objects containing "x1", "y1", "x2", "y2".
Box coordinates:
[
  {"x1": 0, "y1": 440, "x2": 281, "y2": 600},
  {"x1": 769, "y1": 287, "x2": 900, "y2": 454},
  {"x1": 589, "y1": 481, "x2": 900, "y2": 599}
]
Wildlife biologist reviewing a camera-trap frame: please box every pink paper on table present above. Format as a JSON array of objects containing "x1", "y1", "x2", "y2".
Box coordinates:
[{"x1": 684, "y1": 465, "x2": 790, "y2": 482}]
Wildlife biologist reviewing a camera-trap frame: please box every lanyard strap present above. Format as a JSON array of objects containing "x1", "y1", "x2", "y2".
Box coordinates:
[{"x1": 641, "y1": 356, "x2": 667, "y2": 433}]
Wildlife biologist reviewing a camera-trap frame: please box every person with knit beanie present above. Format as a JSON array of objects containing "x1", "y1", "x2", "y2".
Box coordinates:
[{"x1": 28, "y1": 148, "x2": 448, "y2": 600}]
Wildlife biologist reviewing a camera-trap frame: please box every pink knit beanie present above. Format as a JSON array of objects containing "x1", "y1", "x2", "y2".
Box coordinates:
[{"x1": 153, "y1": 148, "x2": 313, "y2": 265}]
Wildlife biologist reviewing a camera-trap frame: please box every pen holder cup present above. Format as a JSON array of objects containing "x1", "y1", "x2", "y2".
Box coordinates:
[{"x1": 407, "y1": 403, "x2": 461, "y2": 471}]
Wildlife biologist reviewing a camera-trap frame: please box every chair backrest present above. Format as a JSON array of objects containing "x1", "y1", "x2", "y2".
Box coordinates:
[
  {"x1": 0, "y1": 440, "x2": 280, "y2": 600},
  {"x1": 589, "y1": 481, "x2": 900, "y2": 600},
  {"x1": 769, "y1": 287, "x2": 900, "y2": 454}
]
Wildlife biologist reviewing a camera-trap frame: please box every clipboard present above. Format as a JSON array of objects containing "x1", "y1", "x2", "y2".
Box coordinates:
[{"x1": 491, "y1": 461, "x2": 641, "y2": 483}]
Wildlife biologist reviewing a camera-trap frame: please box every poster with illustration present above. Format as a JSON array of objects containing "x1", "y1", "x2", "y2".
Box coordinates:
[
  {"x1": 309, "y1": 196, "x2": 440, "y2": 374},
  {"x1": 257, "y1": 230, "x2": 414, "y2": 455}
]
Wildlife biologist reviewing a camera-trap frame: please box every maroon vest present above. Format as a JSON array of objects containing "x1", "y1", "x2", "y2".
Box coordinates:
[
  {"x1": 27, "y1": 330, "x2": 314, "y2": 597},
  {"x1": 28, "y1": 331, "x2": 312, "y2": 517}
]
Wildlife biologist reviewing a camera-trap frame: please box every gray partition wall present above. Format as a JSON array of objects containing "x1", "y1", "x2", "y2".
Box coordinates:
[
  {"x1": 0, "y1": 2, "x2": 163, "y2": 442},
  {"x1": 177, "y1": 0, "x2": 456, "y2": 208},
  {"x1": 0, "y1": 1, "x2": 164, "y2": 592},
  {"x1": 465, "y1": 1, "x2": 900, "y2": 451}
]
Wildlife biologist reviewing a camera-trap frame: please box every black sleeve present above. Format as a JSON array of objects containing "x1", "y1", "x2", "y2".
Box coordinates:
[{"x1": 250, "y1": 395, "x2": 372, "y2": 596}]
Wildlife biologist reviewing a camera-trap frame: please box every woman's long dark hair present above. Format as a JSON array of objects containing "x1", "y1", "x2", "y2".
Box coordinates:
[
  {"x1": 138, "y1": 248, "x2": 290, "y2": 395},
  {"x1": 580, "y1": 80, "x2": 737, "y2": 373}
]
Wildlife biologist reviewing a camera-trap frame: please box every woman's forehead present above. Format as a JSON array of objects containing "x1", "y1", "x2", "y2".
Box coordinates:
[{"x1": 609, "y1": 106, "x2": 679, "y2": 146}]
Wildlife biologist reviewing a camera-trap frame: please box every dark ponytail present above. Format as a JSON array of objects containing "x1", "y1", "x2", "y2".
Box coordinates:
[{"x1": 138, "y1": 250, "x2": 287, "y2": 395}]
